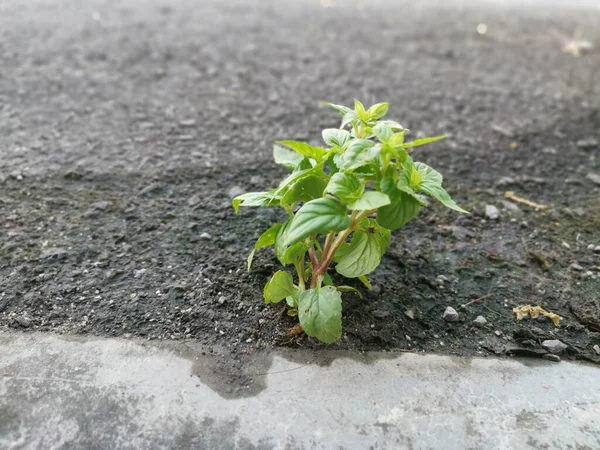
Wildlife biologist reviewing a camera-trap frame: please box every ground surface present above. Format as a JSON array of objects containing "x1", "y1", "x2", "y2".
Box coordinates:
[
  {"x1": 1, "y1": 0, "x2": 599, "y2": 384},
  {"x1": 2, "y1": 332, "x2": 599, "y2": 450}
]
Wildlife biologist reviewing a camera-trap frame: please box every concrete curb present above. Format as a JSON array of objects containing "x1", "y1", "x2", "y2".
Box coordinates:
[{"x1": 1, "y1": 332, "x2": 599, "y2": 449}]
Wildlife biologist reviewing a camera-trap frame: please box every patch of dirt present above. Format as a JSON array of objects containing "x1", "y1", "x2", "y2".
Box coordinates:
[{"x1": 0, "y1": 0, "x2": 599, "y2": 377}]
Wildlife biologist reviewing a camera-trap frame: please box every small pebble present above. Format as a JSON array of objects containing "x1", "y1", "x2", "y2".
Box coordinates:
[
  {"x1": 542, "y1": 339, "x2": 568, "y2": 355},
  {"x1": 570, "y1": 263, "x2": 584, "y2": 271},
  {"x1": 577, "y1": 138, "x2": 598, "y2": 149},
  {"x1": 187, "y1": 195, "x2": 201, "y2": 207},
  {"x1": 200, "y1": 232, "x2": 212, "y2": 240},
  {"x1": 228, "y1": 186, "x2": 245, "y2": 199},
  {"x1": 485, "y1": 204, "x2": 500, "y2": 220},
  {"x1": 592, "y1": 345, "x2": 600, "y2": 355},
  {"x1": 473, "y1": 316, "x2": 487, "y2": 328},
  {"x1": 250, "y1": 175, "x2": 263, "y2": 185},
  {"x1": 588, "y1": 244, "x2": 596, "y2": 251},
  {"x1": 495, "y1": 330, "x2": 502, "y2": 337},
  {"x1": 15, "y1": 316, "x2": 32, "y2": 328},
  {"x1": 543, "y1": 354, "x2": 561, "y2": 362},
  {"x1": 443, "y1": 306, "x2": 459, "y2": 322},
  {"x1": 586, "y1": 173, "x2": 600, "y2": 186},
  {"x1": 496, "y1": 176, "x2": 515, "y2": 187},
  {"x1": 92, "y1": 201, "x2": 110, "y2": 211}
]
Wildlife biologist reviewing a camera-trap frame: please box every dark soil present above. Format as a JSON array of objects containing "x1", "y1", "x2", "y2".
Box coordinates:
[{"x1": 1, "y1": 0, "x2": 599, "y2": 381}]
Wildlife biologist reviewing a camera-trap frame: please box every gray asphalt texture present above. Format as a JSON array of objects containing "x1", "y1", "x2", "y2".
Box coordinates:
[{"x1": 1, "y1": 1, "x2": 600, "y2": 447}]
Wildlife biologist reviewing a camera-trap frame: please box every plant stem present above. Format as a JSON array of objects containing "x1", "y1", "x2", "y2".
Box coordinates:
[
  {"x1": 283, "y1": 205, "x2": 294, "y2": 217},
  {"x1": 308, "y1": 246, "x2": 319, "y2": 268},
  {"x1": 308, "y1": 210, "x2": 373, "y2": 289},
  {"x1": 296, "y1": 259, "x2": 306, "y2": 291},
  {"x1": 322, "y1": 232, "x2": 334, "y2": 257}
]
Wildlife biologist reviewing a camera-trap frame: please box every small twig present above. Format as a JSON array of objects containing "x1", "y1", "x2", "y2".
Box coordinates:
[
  {"x1": 504, "y1": 191, "x2": 549, "y2": 210},
  {"x1": 483, "y1": 304, "x2": 506, "y2": 317},
  {"x1": 461, "y1": 293, "x2": 493, "y2": 309}
]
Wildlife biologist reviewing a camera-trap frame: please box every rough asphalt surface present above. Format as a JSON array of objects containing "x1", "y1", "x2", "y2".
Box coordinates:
[
  {"x1": 2, "y1": 332, "x2": 600, "y2": 450},
  {"x1": 0, "y1": 0, "x2": 599, "y2": 394}
]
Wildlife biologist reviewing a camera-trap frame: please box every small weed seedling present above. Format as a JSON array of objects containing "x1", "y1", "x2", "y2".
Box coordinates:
[{"x1": 233, "y1": 101, "x2": 467, "y2": 343}]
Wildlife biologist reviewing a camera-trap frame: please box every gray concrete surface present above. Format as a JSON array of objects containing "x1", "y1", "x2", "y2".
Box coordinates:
[{"x1": 1, "y1": 332, "x2": 599, "y2": 449}]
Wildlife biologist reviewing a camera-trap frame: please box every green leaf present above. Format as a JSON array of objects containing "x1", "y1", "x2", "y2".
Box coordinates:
[
  {"x1": 376, "y1": 120, "x2": 404, "y2": 131},
  {"x1": 399, "y1": 136, "x2": 446, "y2": 149},
  {"x1": 277, "y1": 140, "x2": 328, "y2": 162},
  {"x1": 336, "y1": 139, "x2": 376, "y2": 171},
  {"x1": 377, "y1": 178, "x2": 421, "y2": 230},
  {"x1": 283, "y1": 198, "x2": 351, "y2": 247},
  {"x1": 233, "y1": 191, "x2": 280, "y2": 213},
  {"x1": 323, "y1": 102, "x2": 353, "y2": 117},
  {"x1": 372, "y1": 123, "x2": 394, "y2": 142},
  {"x1": 414, "y1": 162, "x2": 468, "y2": 213},
  {"x1": 273, "y1": 145, "x2": 305, "y2": 171},
  {"x1": 357, "y1": 275, "x2": 372, "y2": 290},
  {"x1": 248, "y1": 223, "x2": 282, "y2": 271},
  {"x1": 336, "y1": 285, "x2": 363, "y2": 299},
  {"x1": 334, "y1": 225, "x2": 390, "y2": 278},
  {"x1": 263, "y1": 271, "x2": 296, "y2": 304},
  {"x1": 367, "y1": 102, "x2": 389, "y2": 121},
  {"x1": 286, "y1": 296, "x2": 297, "y2": 308},
  {"x1": 354, "y1": 100, "x2": 368, "y2": 122},
  {"x1": 273, "y1": 164, "x2": 325, "y2": 199},
  {"x1": 275, "y1": 220, "x2": 310, "y2": 265},
  {"x1": 298, "y1": 286, "x2": 342, "y2": 344},
  {"x1": 281, "y1": 174, "x2": 328, "y2": 207},
  {"x1": 325, "y1": 172, "x2": 363, "y2": 204},
  {"x1": 322, "y1": 129, "x2": 351, "y2": 148},
  {"x1": 341, "y1": 111, "x2": 358, "y2": 128},
  {"x1": 326, "y1": 153, "x2": 340, "y2": 175},
  {"x1": 348, "y1": 191, "x2": 390, "y2": 211},
  {"x1": 388, "y1": 132, "x2": 405, "y2": 148},
  {"x1": 323, "y1": 272, "x2": 334, "y2": 286}
]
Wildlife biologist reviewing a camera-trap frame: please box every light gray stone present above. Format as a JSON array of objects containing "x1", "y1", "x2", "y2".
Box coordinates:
[
  {"x1": 473, "y1": 316, "x2": 487, "y2": 328},
  {"x1": 485, "y1": 204, "x2": 500, "y2": 220},
  {"x1": 586, "y1": 173, "x2": 600, "y2": 186},
  {"x1": 542, "y1": 339, "x2": 568, "y2": 355},
  {"x1": 443, "y1": 306, "x2": 459, "y2": 322}
]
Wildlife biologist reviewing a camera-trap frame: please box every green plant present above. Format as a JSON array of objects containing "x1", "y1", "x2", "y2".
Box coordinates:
[{"x1": 233, "y1": 101, "x2": 467, "y2": 343}]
